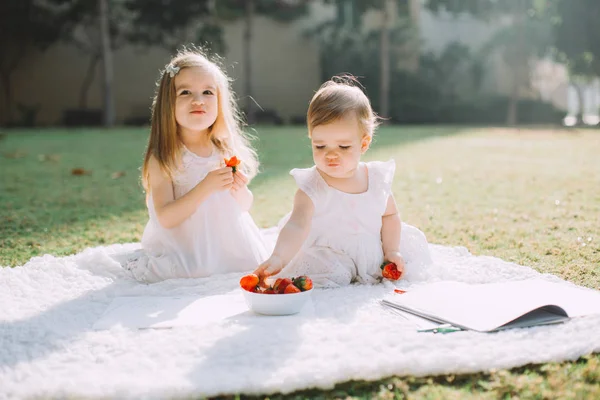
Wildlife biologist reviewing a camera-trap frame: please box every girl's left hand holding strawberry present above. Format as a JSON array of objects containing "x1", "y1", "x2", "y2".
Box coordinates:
[
  {"x1": 230, "y1": 170, "x2": 249, "y2": 192},
  {"x1": 228, "y1": 170, "x2": 253, "y2": 211},
  {"x1": 384, "y1": 251, "x2": 405, "y2": 279}
]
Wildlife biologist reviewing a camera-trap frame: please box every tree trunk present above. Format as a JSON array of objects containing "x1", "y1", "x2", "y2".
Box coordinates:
[
  {"x1": 244, "y1": 0, "x2": 255, "y2": 125},
  {"x1": 99, "y1": 0, "x2": 115, "y2": 127},
  {"x1": 574, "y1": 82, "x2": 585, "y2": 124},
  {"x1": 379, "y1": 0, "x2": 392, "y2": 120},
  {"x1": 507, "y1": 75, "x2": 519, "y2": 126},
  {"x1": 0, "y1": 46, "x2": 26, "y2": 126},
  {"x1": 0, "y1": 70, "x2": 13, "y2": 126},
  {"x1": 79, "y1": 53, "x2": 100, "y2": 109},
  {"x1": 506, "y1": 6, "x2": 527, "y2": 127},
  {"x1": 407, "y1": 0, "x2": 420, "y2": 71}
]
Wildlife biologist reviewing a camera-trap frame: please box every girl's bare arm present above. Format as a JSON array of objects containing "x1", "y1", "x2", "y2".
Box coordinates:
[
  {"x1": 148, "y1": 156, "x2": 233, "y2": 229},
  {"x1": 254, "y1": 189, "x2": 314, "y2": 277},
  {"x1": 381, "y1": 194, "x2": 403, "y2": 260}
]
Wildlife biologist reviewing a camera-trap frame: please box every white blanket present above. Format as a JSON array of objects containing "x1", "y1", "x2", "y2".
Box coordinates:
[{"x1": 1, "y1": 243, "x2": 599, "y2": 399}]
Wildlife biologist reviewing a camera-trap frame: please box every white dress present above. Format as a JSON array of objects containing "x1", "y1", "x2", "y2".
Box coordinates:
[
  {"x1": 126, "y1": 146, "x2": 271, "y2": 283},
  {"x1": 277, "y1": 160, "x2": 432, "y2": 287}
]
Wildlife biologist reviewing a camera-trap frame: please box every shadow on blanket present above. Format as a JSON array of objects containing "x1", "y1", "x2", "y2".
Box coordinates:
[{"x1": 2, "y1": 283, "x2": 121, "y2": 369}]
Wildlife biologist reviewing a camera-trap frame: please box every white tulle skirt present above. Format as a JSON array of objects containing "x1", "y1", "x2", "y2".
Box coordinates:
[{"x1": 125, "y1": 191, "x2": 272, "y2": 283}]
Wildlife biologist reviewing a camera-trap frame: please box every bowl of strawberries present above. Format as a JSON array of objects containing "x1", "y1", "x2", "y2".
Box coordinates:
[{"x1": 239, "y1": 274, "x2": 313, "y2": 316}]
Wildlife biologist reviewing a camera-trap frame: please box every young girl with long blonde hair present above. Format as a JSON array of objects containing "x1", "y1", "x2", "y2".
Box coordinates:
[{"x1": 125, "y1": 47, "x2": 269, "y2": 283}]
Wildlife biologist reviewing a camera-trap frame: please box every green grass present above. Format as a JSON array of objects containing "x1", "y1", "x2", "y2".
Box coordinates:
[{"x1": 1, "y1": 126, "x2": 599, "y2": 399}]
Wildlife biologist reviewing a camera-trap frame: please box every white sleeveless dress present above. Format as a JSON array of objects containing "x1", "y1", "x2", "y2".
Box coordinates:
[
  {"x1": 276, "y1": 160, "x2": 432, "y2": 287},
  {"x1": 126, "y1": 147, "x2": 271, "y2": 283}
]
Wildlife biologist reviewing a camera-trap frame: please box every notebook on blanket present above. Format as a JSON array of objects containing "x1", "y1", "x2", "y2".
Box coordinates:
[{"x1": 381, "y1": 278, "x2": 600, "y2": 332}]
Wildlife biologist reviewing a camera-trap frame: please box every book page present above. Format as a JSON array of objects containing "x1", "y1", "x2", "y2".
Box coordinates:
[
  {"x1": 383, "y1": 279, "x2": 600, "y2": 332},
  {"x1": 496, "y1": 306, "x2": 568, "y2": 331}
]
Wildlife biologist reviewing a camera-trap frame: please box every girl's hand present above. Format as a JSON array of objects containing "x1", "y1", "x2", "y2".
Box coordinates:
[
  {"x1": 230, "y1": 170, "x2": 249, "y2": 192},
  {"x1": 385, "y1": 251, "x2": 406, "y2": 277},
  {"x1": 201, "y1": 167, "x2": 234, "y2": 193},
  {"x1": 254, "y1": 254, "x2": 285, "y2": 280}
]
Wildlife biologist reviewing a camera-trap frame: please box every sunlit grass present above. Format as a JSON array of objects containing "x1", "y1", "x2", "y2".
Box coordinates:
[{"x1": 1, "y1": 125, "x2": 599, "y2": 399}]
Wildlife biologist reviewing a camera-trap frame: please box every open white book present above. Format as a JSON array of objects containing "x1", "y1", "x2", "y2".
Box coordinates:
[{"x1": 381, "y1": 279, "x2": 600, "y2": 332}]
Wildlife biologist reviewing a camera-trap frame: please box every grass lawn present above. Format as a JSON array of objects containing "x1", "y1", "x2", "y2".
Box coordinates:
[{"x1": 1, "y1": 125, "x2": 599, "y2": 399}]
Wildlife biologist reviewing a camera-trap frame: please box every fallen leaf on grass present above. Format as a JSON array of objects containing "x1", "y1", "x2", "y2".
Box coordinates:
[
  {"x1": 111, "y1": 171, "x2": 126, "y2": 179},
  {"x1": 71, "y1": 168, "x2": 92, "y2": 176},
  {"x1": 3, "y1": 151, "x2": 27, "y2": 159},
  {"x1": 38, "y1": 154, "x2": 61, "y2": 162}
]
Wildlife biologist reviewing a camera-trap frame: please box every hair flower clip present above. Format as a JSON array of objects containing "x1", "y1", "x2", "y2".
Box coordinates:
[{"x1": 165, "y1": 64, "x2": 180, "y2": 78}]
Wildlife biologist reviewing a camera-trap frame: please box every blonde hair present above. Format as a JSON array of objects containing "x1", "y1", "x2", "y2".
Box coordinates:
[
  {"x1": 142, "y1": 46, "x2": 259, "y2": 190},
  {"x1": 307, "y1": 75, "x2": 380, "y2": 139}
]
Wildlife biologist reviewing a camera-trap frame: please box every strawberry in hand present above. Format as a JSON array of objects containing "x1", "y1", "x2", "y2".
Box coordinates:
[
  {"x1": 240, "y1": 273, "x2": 260, "y2": 292},
  {"x1": 224, "y1": 156, "x2": 241, "y2": 173},
  {"x1": 381, "y1": 251, "x2": 405, "y2": 281},
  {"x1": 381, "y1": 261, "x2": 403, "y2": 281}
]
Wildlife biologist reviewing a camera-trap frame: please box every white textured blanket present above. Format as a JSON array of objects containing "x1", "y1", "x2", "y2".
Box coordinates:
[{"x1": 1, "y1": 243, "x2": 599, "y2": 399}]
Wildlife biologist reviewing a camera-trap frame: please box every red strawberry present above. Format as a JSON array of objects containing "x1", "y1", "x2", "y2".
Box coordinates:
[
  {"x1": 284, "y1": 284, "x2": 301, "y2": 294},
  {"x1": 240, "y1": 273, "x2": 260, "y2": 292},
  {"x1": 273, "y1": 278, "x2": 293, "y2": 294},
  {"x1": 292, "y1": 275, "x2": 313, "y2": 291},
  {"x1": 381, "y1": 262, "x2": 402, "y2": 281},
  {"x1": 224, "y1": 156, "x2": 241, "y2": 173}
]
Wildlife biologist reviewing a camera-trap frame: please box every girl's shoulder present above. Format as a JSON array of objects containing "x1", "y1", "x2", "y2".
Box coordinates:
[
  {"x1": 289, "y1": 165, "x2": 324, "y2": 204},
  {"x1": 146, "y1": 154, "x2": 170, "y2": 182},
  {"x1": 366, "y1": 159, "x2": 396, "y2": 191},
  {"x1": 366, "y1": 159, "x2": 395, "y2": 174},
  {"x1": 290, "y1": 165, "x2": 318, "y2": 181}
]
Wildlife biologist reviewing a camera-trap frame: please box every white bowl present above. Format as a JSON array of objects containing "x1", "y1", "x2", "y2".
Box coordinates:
[{"x1": 241, "y1": 288, "x2": 312, "y2": 316}]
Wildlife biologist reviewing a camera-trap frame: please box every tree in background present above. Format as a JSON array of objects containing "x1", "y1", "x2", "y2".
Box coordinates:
[
  {"x1": 552, "y1": 0, "x2": 600, "y2": 124},
  {"x1": 2, "y1": 0, "x2": 307, "y2": 126},
  {"x1": 99, "y1": 0, "x2": 115, "y2": 127},
  {"x1": 426, "y1": 0, "x2": 555, "y2": 125},
  {"x1": 379, "y1": 0, "x2": 394, "y2": 120},
  {"x1": 311, "y1": 0, "x2": 417, "y2": 118},
  {"x1": 214, "y1": 0, "x2": 309, "y2": 124},
  {"x1": 124, "y1": 0, "x2": 217, "y2": 53},
  {"x1": 33, "y1": 0, "x2": 214, "y2": 126},
  {"x1": 27, "y1": 0, "x2": 134, "y2": 127},
  {"x1": 126, "y1": 0, "x2": 309, "y2": 125},
  {"x1": 0, "y1": 0, "x2": 80, "y2": 126}
]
